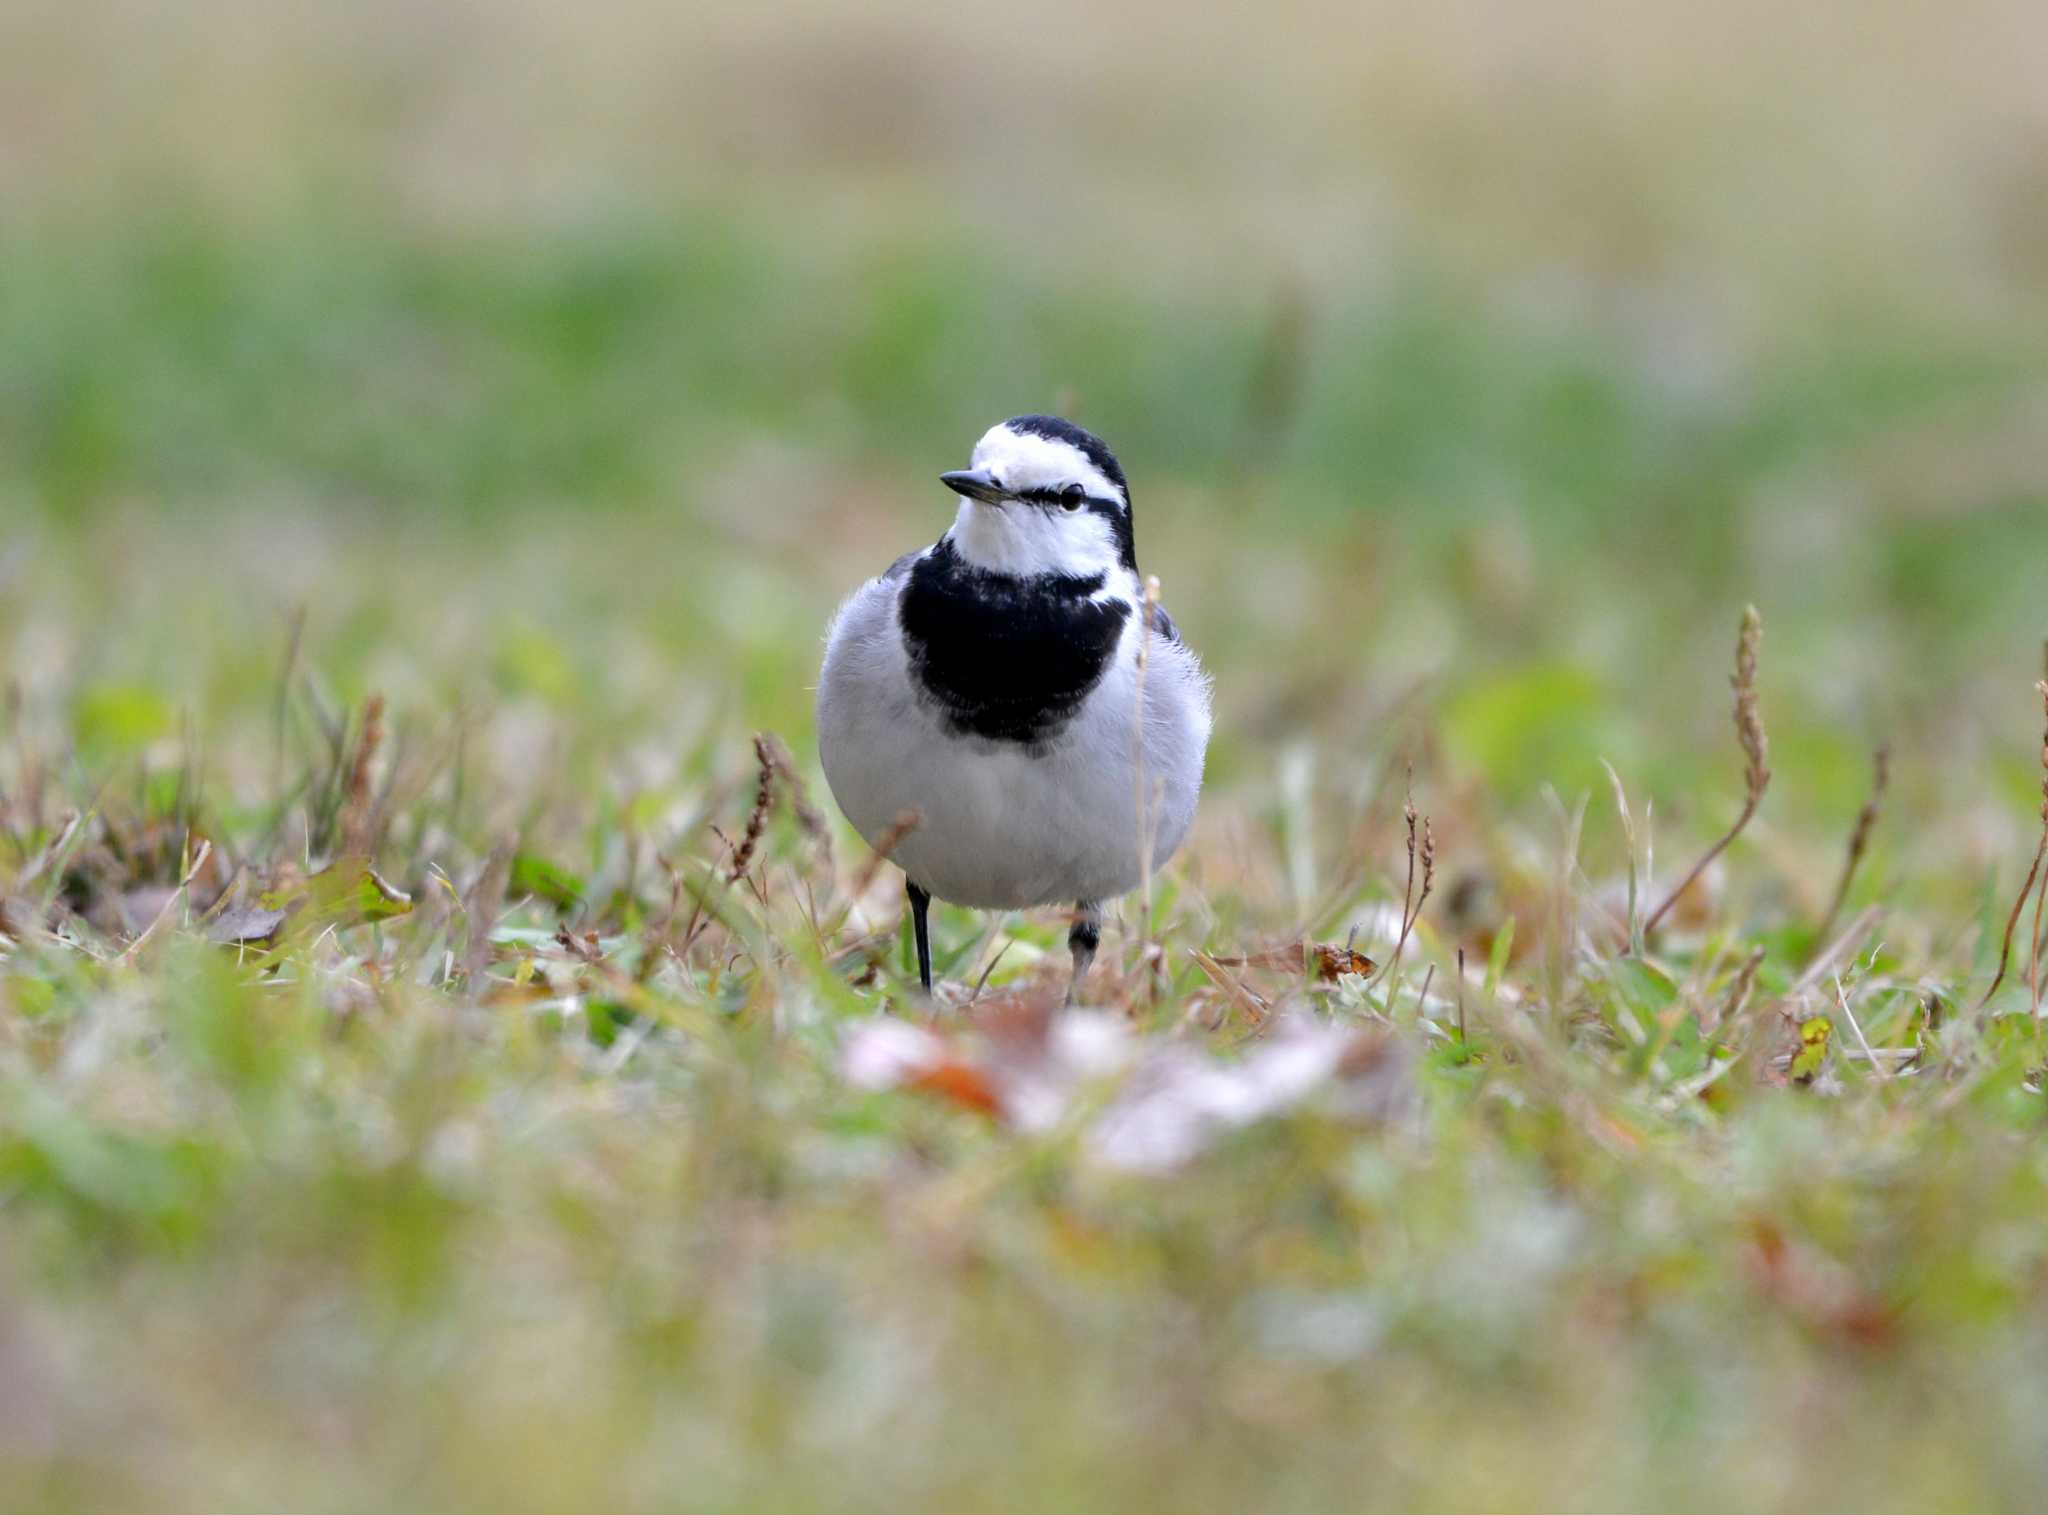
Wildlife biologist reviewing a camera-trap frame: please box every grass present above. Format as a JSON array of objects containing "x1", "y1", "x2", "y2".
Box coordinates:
[
  {"x1": 4, "y1": 2, "x2": 2048, "y2": 1501},
  {"x1": 12, "y1": 593, "x2": 2048, "y2": 1515},
  {"x1": 6, "y1": 466, "x2": 2048, "y2": 1511}
]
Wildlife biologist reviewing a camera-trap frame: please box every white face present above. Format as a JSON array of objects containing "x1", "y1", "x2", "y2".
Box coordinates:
[
  {"x1": 968, "y1": 424, "x2": 1127, "y2": 507},
  {"x1": 946, "y1": 424, "x2": 1131, "y2": 581}
]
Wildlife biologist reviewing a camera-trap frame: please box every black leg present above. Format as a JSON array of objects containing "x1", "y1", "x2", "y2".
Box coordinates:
[
  {"x1": 1067, "y1": 902, "x2": 1101, "y2": 1006},
  {"x1": 906, "y1": 880, "x2": 933, "y2": 994}
]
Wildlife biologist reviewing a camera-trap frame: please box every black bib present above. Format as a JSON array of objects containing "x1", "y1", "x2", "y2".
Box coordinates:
[{"x1": 899, "y1": 539, "x2": 1130, "y2": 746}]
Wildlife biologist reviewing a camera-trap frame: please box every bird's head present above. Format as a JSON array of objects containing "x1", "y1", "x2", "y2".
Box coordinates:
[{"x1": 941, "y1": 415, "x2": 1135, "y2": 581}]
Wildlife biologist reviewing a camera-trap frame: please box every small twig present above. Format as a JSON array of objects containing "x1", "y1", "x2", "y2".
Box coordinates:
[
  {"x1": 1643, "y1": 605, "x2": 1771, "y2": 940},
  {"x1": 1815, "y1": 744, "x2": 1889, "y2": 950}
]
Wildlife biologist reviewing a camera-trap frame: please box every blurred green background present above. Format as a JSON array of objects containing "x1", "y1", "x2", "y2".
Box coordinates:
[
  {"x1": 5, "y1": 4, "x2": 2048, "y2": 1510},
  {"x1": 5, "y1": 0, "x2": 2045, "y2": 859}
]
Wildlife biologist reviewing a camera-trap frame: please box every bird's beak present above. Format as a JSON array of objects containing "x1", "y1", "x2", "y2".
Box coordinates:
[{"x1": 940, "y1": 468, "x2": 1011, "y2": 506}]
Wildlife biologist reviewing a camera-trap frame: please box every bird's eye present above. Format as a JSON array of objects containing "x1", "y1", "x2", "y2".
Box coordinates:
[{"x1": 1060, "y1": 485, "x2": 1085, "y2": 511}]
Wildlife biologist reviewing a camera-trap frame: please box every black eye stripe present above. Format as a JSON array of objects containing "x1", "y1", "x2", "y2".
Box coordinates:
[{"x1": 1019, "y1": 486, "x2": 1116, "y2": 510}]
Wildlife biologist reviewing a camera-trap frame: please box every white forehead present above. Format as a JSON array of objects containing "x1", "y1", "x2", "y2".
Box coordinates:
[{"x1": 970, "y1": 424, "x2": 1126, "y2": 504}]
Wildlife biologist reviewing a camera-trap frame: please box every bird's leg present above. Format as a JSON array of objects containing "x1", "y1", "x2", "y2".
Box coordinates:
[
  {"x1": 906, "y1": 880, "x2": 934, "y2": 994},
  {"x1": 1067, "y1": 902, "x2": 1102, "y2": 1006}
]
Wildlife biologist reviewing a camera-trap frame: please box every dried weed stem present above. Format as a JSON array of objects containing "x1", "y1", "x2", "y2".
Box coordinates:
[
  {"x1": 1979, "y1": 680, "x2": 2048, "y2": 1014},
  {"x1": 1375, "y1": 764, "x2": 1435, "y2": 992},
  {"x1": 339, "y1": 694, "x2": 385, "y2": 857},
  {"x1": 1643, "y1": 605, "x2": 1770, "y2": 940},
  {"x1": 725, "y1": 735, "x2": 777, "y2": 883},
  {"x1": 1815, "y1": 745, "x2": 1889, "y2": 948}
]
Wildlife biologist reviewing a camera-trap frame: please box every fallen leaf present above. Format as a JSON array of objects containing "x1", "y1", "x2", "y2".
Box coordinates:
[
  {"x1": 1310, "y1": 944, "x2": 1377, "y2": 979},
  {"x1": 208, "y1": 904, "x2": 292, "y2": 947},
  {"x1": 905, "y1": 1060, "x2": 1003, "y2": 1116}
]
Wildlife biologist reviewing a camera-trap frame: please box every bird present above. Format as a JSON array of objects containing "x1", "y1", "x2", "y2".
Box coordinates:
[{"x1": 817, "y1": 414, "x2": 1212, "y2": 1002}]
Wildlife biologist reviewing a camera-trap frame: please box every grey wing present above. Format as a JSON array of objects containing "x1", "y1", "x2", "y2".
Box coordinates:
[
  {"x1": 1144, "y1": 600, "x2": 1212, "y2": 757},
  {"x1": 820, "y1": 548, "x2": 920, "y2": 674},
  {"x1": 1149, "y1": 605, "x2": 1212, "y2": 737},
  {"x1": 1133, "y1": 603, "x2": 1212, "y2": 867},
  {"x1": 817, "y1": 555, "x2": 920, "y2": 768}
]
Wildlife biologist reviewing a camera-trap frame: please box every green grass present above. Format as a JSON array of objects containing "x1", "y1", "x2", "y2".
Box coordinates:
[
  {"x1": 3, "y1": 38, "x2": 2048, "y2": 1503},
  {"x1": 4, "y1": 597, "x2": 2048, "y2": 1513}
]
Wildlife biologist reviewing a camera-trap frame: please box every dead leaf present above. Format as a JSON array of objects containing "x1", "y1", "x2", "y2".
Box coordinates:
[
  {"x1": 208, "y1": 904, "x2": 292, "y2": 947},
  {"x1": 905, "y1": 1060, "x2": 1003, "y2": 1116}
]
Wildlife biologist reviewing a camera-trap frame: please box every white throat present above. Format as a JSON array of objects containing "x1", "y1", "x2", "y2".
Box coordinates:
[{"x1": 948, "y1": 501, "x2": 1120, "y2": 580}]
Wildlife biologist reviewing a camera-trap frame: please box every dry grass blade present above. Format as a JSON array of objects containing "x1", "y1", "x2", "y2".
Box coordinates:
[
  {"x1": 1212, "y1": 941, "x2": 1377, "y2": 979},
  {"x1": 339, "y1": 693, "x2": 385, "y2": 857},
  {"x1": 1834, "y1": 972, "x2": 1892, "y2": 1083},
  {"x1": 1603, "y1": 758, "x2": 1644, "y2": 956},
  {"x1": 1789, "y1": 905, "x2": 1884, "y2": 1004},
  {"x1": 1374, "y1": 764, "x2": 1435, "y2": 989},
  {"x1": 1815, "y1": 745, "x2": 1889, "y2": 949},
  {"x1": 16, "y1": 809, "x2": 84, "y2": 893},
  {"x1": 845, "y1": 808, "x2": 923, "y2": 906},
  {"x1": 1190, "y1": 949, "x2": 1271, "y2": 1026},
  {"x1": 118, "y1": 838, "x2": 213, "y2": 966},
  {"x1": 1643, "y1": 605, "x2": 1770, "y2": 941},
  {"x1": 1707, "y1": 945, "x2": 1766, "y2": 1038},
  {"x1": 1978, "y1": 681, "x2": 2048, "y2": 1014},
  {"x1": 463, "y1": 838, "x2": 513, "y2": 982}
]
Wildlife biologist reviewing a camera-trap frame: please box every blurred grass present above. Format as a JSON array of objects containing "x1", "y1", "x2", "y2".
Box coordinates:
[
  {"x1": 4, "y1": 0, "x2": 2048, "y2": 1509},
  {"x1": 6, "y1": 202, "x2": 2044, "y2": 874}
]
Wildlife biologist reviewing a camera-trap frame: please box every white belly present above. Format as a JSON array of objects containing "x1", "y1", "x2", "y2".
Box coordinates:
[{"x1": 817, "y1": 578, "x2": 1209, "y2": 910}]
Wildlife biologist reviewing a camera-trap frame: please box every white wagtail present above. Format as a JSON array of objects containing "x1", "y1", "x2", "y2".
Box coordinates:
[{"x1": 818, "y1": 415, "x2": 1212, "y2": 1000}]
